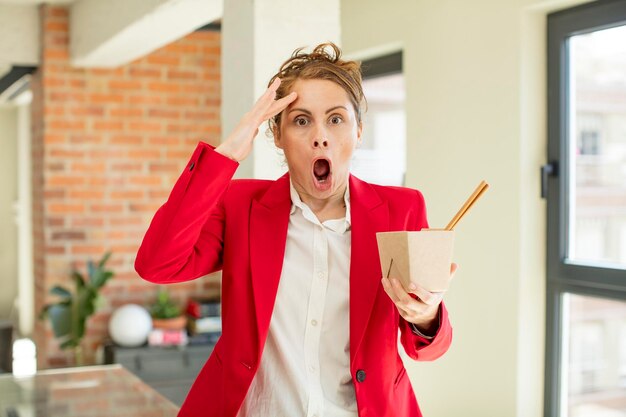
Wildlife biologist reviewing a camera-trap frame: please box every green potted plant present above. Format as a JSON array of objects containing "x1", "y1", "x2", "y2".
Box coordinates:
[
  {"x1": 150, "y1": 288, "x2": 187, "y2": 330},
  {"x1": 40, "y1": 252, "x2": 114, "y2": 365}
]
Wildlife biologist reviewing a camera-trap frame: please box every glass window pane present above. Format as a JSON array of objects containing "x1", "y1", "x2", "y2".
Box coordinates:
[
  {"x1": 351, "y1": 73, "x2": 406, "y2": 186},
  {"x1": 568, "y1": 24, "x2": 626, "y2": 268},
  {"x1": 563, "y1": 293, "x2": 626, "y2": 417}
]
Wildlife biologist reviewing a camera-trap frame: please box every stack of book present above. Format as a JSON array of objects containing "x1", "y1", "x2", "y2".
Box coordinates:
[
  {"x1": 148, "y1": 314, "x2": 189, "y2": 347},
  {"x1": 186, "y1": 297, "x2": 221, "y2": 345}
]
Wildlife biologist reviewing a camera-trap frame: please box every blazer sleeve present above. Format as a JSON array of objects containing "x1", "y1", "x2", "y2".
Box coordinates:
[
  {"x1": 398, "y1": 189, "x2": 453, "y2": 361},
  {"x1": 134, "y1": 142, "x2": 239, "y2": 284}
]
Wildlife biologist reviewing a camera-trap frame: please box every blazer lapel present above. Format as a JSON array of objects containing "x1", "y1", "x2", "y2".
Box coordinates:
[
  {"x1": 249, "y1": 173, "x2": 291, "y2": 357},
  {"x1": 349, "y1": 175, "x2": 389, "y2": 361}
]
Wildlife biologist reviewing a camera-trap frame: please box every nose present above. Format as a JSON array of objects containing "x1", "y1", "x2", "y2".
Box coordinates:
[
  {"x1": 312, "y1": 125, "x2": 329, "y2": 148},
  {"x1": 313, "y1": 139, "x2": 328, "y2": 148}
]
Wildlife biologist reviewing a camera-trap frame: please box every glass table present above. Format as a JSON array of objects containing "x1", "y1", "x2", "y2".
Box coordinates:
[{"x1": 0, "y1": 364, "x2": 179, "y2": 417}]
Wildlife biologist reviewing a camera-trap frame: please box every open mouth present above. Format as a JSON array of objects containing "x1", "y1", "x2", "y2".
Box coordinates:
[{"x1": 312, "y1": 158, "x2": 332, "y2": 190}]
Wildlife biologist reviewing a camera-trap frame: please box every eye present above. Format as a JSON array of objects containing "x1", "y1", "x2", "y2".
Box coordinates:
[
  {"x1": 295, "y1": 117, "x2": 309, "y2": 126},
  {"x1": 329, "y1": 115, "x2": 343, "y2": 125}
]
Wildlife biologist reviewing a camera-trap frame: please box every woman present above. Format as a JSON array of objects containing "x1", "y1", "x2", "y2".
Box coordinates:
[{"x1": 135, "y1": 43, "x2": 455, "y2": 417}]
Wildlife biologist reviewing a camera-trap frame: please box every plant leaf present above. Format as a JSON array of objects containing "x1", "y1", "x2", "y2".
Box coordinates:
[
  {"x1": 47, "y1": 304, "x2": 72, "y2": 338},
  {"x1": 92, "y1": 271, "x2": 114, "y2": 289},
  {"x1": 87, "y1": 260, "x2": 96, "y2": 283},
  {"x1": 49, "y1": 285, "x2": 71, "y2": 299},
  {"x1": 72, "y1": 272, "x2": 85, "y2": 290},
  {"x1": 98, "y1": 251, "x2": 112, "y2": 269}
]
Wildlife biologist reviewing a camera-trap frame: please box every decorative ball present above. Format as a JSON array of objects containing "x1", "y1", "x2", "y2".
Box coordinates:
[{"x1": 108, "y1": 304, "x2": 152, "y2": 347}]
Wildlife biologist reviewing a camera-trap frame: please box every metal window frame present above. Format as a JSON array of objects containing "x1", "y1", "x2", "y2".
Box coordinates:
[
  {"x1": 361, "y1": 51, "x2": 402, "y2": 80},
  {"x1": 545, "y1": 1, "x2": 626, "y2": 415}
]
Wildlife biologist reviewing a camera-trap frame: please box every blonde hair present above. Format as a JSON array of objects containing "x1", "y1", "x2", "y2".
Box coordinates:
[{"x1": 268, "y1": 42, "x2": 366, "y2": 134}]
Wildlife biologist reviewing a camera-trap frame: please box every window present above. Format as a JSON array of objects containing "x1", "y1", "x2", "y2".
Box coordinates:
[
  {"x1": 351, "y1": 51, "x2": 406, "y2": 186},
  {"x1": 546, "y1": 1, "x2": 626, "y2": 416}
]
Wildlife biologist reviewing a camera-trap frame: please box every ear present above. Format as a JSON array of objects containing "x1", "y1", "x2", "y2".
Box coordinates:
[{"x1": 356, "y1": 122, "x2": 363, "y2": 147}]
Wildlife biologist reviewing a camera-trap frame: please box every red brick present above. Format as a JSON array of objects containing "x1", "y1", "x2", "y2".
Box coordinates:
[
  {"x1": 167, "y1": 96, "x2": 199, "y2": 106},
  {"x1": 48, "y1": 120, "x2": 86, "y2": 131},
  {"x1": 110, "y1": 135, "x2": 143, "y2": 145},
  {"x1": 109, "y1": 80, "x2": 142, "y2": 90},
  {"x1": 70, "y1": 106, "x2": 104, "y2": 117},
  {"x1": 129, "y1": 176, "x2": 161, "y2": 186},
  {"x1": 148, "y1": 108, "x2": 180, "y2": 119},
  {"x1": 129, "y1": 121, "x2": 161, "y2": 132},
  {"x1": 45, "y1": 21, "x2": 68, "y2": 32},
  {"x1": 69, "y1": 190, "x2": 105, "y2": 199},
  {"x1": 129, "y1": 95, "x2": 163, "y2": 105},
  {"x1": 52, "y1": 231, "x2": 85, "y2": 241},
  {"x1": 71, "y1": 245, "x2": 106, "y2": 255},
  {"x1": 148, "y1": 136, "x2": 179, "y2": 146},
  {"x1": 129, "y1": 68, "x2": 161, "y2": 78},
  {"x1": 167, "y1": 70, "x2": 198, "y2": 80},
  {"x1": 70, "y1": 134, "x2": 102, "y2": 144},
  {"x1": 146, "y1": 55, "x2": 180, "y2": 66},
  {"x1": 47, "y1": 175, "x2": 85, "y2": 186},
  {"x1": 49, "y1": 203, "x2": 85, "y2": 214},
  {"x1": 110, "y1": 108, "x2": 143, "y2": 118},
  {"x1": 129, "y1": 149, "x2": 161, "y2": 159},
  {"x1": 93, "y1": 120, "x2": 124, "y2": 131},
  {"x1": 89, "y1": 93, "x2": 124, "y2": 104},
  {"x1": 91, "y1": 203, "x2": 123, "y2": 213},
  {"x1": 147, "y1": 82, "x2": 180, "y2": 93},
  {"x1": 72, "y1": 162, "x2": 105, "y2": 172}
]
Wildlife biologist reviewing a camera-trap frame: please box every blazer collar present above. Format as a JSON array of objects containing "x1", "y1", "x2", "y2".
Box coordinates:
[
  {"x1": 249, "y1": 173, "x2": 291, "y2": 358},
  {"x1": 349, "y1": 175, "x2": 389, "y2": 362}
]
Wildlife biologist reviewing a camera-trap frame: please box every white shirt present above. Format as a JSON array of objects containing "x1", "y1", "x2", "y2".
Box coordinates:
[{"x1": 237, "y1": 180, "x2": 357, "y2": 417}]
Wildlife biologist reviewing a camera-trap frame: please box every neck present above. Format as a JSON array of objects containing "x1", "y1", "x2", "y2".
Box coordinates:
[{"x1": 293, "y1": 178, "x2": 348, "y2": 222}]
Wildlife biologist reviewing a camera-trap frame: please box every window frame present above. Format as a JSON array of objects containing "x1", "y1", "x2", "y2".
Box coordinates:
[{"x1": 545, "y1": 1, "x2": 626, "y2": 415}]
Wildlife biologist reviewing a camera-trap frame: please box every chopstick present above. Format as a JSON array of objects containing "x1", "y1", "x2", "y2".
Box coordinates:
[{"x1": 445, "y1": 180, "x2": 489, "y2": 231}]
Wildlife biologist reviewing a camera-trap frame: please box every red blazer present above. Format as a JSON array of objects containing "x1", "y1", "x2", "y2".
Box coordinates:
[{"x1": 135, "y1": 142, "x2": 452, "y2": 417}]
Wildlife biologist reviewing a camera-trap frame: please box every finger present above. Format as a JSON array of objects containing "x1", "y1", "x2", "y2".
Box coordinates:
[
  {"x1": 253, "y1": 78, "x2": 282, "y2": 109},
  {"x1": 390, "y1": 279, "x2": 422, "y2": 312},
  {"x1": 264, "y1": 92, "x2": 297, "y2": 120},
  {"x1": 450, "y1": 262, "x2": 458, "y2": 280},
  {"x1": 381, "y1": 278, "x2": 401, "y2": 304},
  {"x1": 409, "y1": 284, "x2": 444, "y2": 306}
]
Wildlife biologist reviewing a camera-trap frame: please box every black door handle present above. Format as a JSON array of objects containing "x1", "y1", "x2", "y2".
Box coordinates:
[{"x1": 541, "y1": 162, "x2": 558, "y2": 199}]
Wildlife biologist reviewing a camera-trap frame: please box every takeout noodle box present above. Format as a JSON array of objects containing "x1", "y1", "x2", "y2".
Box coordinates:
[{"x1": 376, "y1": 229, "x2": 455, "y2": 292}]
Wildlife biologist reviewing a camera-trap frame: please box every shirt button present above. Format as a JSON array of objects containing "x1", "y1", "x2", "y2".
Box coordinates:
[
  {"x1": 318, "y1": 271, "x2": 325, "y2": 279},
  {"x1": 311, "y1": 319, "x2": 318, "y2": 326},
  {"x1": 309, "y1": 365, "x2": 316, "y2": 373},
  {"x1": 356, "y1": 369, "x2": 366, "y2": 383}
]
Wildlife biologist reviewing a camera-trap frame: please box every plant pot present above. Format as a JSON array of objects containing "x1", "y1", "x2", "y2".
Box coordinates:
[{"x1": 152, "y1": 316, "x2": 187, "y2": 331}]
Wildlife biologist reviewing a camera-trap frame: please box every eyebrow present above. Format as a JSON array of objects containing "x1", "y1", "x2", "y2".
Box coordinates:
[{"x1": 287, "y1": 105, "x2": 348, "y2": 115}]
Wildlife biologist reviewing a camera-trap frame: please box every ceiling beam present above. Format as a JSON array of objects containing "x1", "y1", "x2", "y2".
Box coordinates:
[{"x1": 70, "y1": 0, "x2": 222, "y2": 68}]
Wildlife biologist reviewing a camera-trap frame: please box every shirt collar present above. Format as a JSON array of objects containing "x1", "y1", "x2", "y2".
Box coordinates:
[{"x1": 289, "y1": 179, "x2": 351, "y2": 230}]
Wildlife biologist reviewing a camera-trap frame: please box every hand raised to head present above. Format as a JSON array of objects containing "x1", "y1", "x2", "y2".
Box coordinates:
[{"x1": 216, "y1": 78, "x2": 297, "y2": 162}]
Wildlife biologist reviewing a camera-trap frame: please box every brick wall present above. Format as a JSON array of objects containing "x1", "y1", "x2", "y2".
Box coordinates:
[{"x1": 32, "y1": 5, "x2": 222, "y2": 368}]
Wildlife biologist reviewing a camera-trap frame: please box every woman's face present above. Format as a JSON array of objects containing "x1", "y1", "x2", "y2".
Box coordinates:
[{"x1": 275, "y1": 79, "x2": 362, "y2": 201}]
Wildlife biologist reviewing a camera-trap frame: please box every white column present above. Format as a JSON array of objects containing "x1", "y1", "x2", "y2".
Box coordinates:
[
  {"x1": 16, "y1": 92, "x2": 34, "y2": 337},
  {"x1": 222, "y1": 0, "x2": 341, "y2": 179}
]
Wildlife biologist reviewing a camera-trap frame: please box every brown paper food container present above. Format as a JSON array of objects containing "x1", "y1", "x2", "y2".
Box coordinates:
[{"x1": 376, "y1": 229, "x2": 455, "y2": 292}]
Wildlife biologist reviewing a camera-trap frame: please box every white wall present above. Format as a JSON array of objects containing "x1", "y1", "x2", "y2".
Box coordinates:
[
  {"x1": 341, "y1": 0, "x2": 589, "y2": 416},
  {"x1": 0, "y1": 107, "x2": 18, "y2": 319}
]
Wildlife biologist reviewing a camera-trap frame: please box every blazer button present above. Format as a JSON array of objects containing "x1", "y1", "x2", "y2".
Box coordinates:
[
  {"x1": 189, "y1": 162, "x2": 195, "y2": 171},
  {"x1": 356, "y1": 369, "x2": 366, "y2": 383}
]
